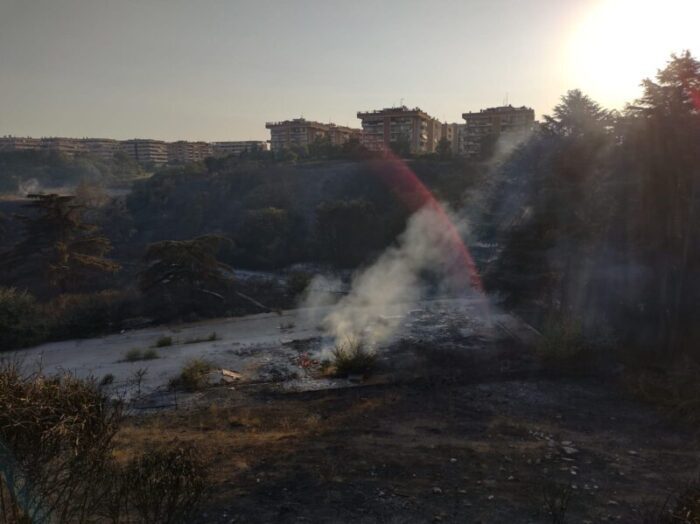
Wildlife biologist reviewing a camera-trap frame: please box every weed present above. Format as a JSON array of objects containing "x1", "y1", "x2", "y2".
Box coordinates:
[
  {"x1": 331, "y1": 338, "x2": 377, "y2": 377},
  {"x1": 541, "y1": 480, "x2": 573, "y2": 523}
]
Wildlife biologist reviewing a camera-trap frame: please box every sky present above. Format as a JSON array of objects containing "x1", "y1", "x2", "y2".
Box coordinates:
[{"x1": 0, "y1": 0, "x2": 698, "y2": 141}]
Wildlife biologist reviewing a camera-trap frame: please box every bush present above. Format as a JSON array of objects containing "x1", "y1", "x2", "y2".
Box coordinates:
[
  {"x1": 154, "y1": 335, "x2": 173, "y2": 347},
  {"x1": 0, "y1": 363, "x2": 209, "y2": 523},
  {"x1": 124, "y1": 348, "x2": 159, "y2": 362},
  {"x1": 0, "y1": 362, "x2": 123, "y2": 522},
  {"x1": 122, "y1": 445, "x2": 208, "y2": 524},
  {"x1": 170, "y1": 359, "x2": 213, "y2": 391},
  {"x1": 286, "y1": 271, "x2": 312, "y2": 297},
  {"x1": 331, "y1": 338, "x2": 377, "y2": 377},
  {"x1": 0, "y1": 287, "x2": 47, "y2": 350}
]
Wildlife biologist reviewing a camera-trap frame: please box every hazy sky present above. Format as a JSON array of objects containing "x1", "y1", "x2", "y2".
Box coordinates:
[{"x1": 1, "y1": 0, "x2": 698, "y2": 141}]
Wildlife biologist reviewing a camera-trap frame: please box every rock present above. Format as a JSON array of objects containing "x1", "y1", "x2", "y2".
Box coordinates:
[
  {"x1": 562, "y1": 446, "x2": 579, "y2": 455},
  {"x1": 432, "y1": 487, "x2": 443, "y2": 495}
]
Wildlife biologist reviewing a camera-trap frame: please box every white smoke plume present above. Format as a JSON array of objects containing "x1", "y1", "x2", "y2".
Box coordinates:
[{"x1": 304, "y1": 205, "x2": 474, "y2": 349}]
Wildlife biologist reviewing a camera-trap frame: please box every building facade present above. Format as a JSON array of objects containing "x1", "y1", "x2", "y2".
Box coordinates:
[
  {"x1": 440, "y1": 123, "x2": 464, "y2": 156},
  {"x1": 356, "y1": 106, "x2": 441, "y2": 155},
  {"x1": 265, "y1": 118, "x2": 361, "y2": 151},
  {"x1": 461, "y1": 105, "x2": 535, "y2": 158},
  {"x1": 167, "y1": 141, "x2": 213, "y2": 163},
  {"x1": 80, "y1": 138, "x2": 120, "y2": 160},
  {"x1": 0, "y1": 136, "x2": 42, "y2": 151},
  {"x1": 120, "y1": 139, "x2": 169, "y2": 165},
  {"x1": 211, "y1": 141, "x2": 269, "y2": 157}
]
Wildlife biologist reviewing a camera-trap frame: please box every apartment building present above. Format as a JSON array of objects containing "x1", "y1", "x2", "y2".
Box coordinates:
[
  {"x1": 0, "y1": 136, "x2": 41, "y2": 151},
  {"x1": 356, "y1": 106, "x2": 442, "y2": 155},
  {"x1": 211, "y1": 141, "x2": 269, "y2": 157},
  {"x1": 265, "y1": 118, "x2": 361, "y2": 151},
  {"x1": 326, "y1": 124, "x2": 362, "y2": 147},
  {"x1": 80, "y1": 138, "x2": 120, "y2": 160},
  {"x1": 461, "y1": 105, "x2": 535, "y2": 158},
  {"x1": 120, "y1": 139, "x2": 169, "y2": 165},
  {"x1": 167, "y1": 141, "x2": 213, "y2": 163}
]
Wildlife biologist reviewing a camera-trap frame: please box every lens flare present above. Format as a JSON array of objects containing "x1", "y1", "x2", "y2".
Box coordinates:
[{"x1": 370, "y1": 153, "x2": 484, "y2": 294}]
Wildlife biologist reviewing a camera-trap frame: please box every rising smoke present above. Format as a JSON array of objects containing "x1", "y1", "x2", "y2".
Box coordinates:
[{"x1": 303, "y1": 205, "x2": 476, "y2": 349}]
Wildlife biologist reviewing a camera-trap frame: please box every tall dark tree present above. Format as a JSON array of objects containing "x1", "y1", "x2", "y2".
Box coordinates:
[
  {"x1": 2, "y1": 194, "x2": 119, "y2": 295},
  {"x1": 621, "y1": 51, "x2": 700, "y2": 352}
]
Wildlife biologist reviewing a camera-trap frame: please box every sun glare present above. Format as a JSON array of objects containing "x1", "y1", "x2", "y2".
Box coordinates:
[{"x1": 568, "y1": 0, "x2": 700, "y2": 109}]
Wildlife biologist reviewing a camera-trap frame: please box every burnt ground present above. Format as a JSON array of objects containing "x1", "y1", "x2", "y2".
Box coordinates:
[{"x1": 115, "y1": 339, "x2": 700, "y2": 523}]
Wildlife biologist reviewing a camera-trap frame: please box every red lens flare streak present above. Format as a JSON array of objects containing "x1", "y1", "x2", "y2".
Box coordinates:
[{"x1": 369, "y1": 152, "x2": 484, "y2": 295}]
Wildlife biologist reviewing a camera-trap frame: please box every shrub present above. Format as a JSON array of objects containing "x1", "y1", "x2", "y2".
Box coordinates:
[
  {"x1": 170, "y1": 359, "x2": 213, "y2": 391},
  {"x1": 0, "y1": 363, "x2": 209, "y2": 522},
  {"x1": 124, "y1": 348, "x2": 159, "y2": 362},
  {"x1": 0, "y1": 287, "x2": 47, "y2": 350},
  {"x1": 122, "y1": 445, "x2": 208, "y2": 523},
  {"x1": 154, "y1": 335, "x2": 173, "y2": 347},
  {"x1": 0, "y1": 362, "x2": 123, "y2": 522},
  {"x1": 100, "y1": 373, "x2": 115, "y2": 386},
  {"x1": 331, "y1": 338, "x2": 377, "y2": 377},
  {"x1": 286, "y1": 271, "x2": 312, "y2": 297}
]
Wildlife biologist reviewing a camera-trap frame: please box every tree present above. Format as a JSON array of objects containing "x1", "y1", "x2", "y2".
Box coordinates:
[
  {"x1": 139, "y1": 235, "x2": 234, "y2": 317},
  {"x1": 315, "y1": 199, "x2": 382, "y2": 267},
  {"x1": 2, "y1": 194, "x2": 119, "y2": 295},
  {"x1": 389, "y1": 132, "x2": 412, "y2": 157},
  {"x1": 621, "y1": 51, "x2": 700, "y2": 353},
  {"x1": 436, "y1": 137, "x2": 452, "y2": 160},
  {"x1": 543, "y1": 89, "x2": 613, "y2": 139}
]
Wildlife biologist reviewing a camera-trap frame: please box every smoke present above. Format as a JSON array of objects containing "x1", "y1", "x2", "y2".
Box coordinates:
[
  {"x1": 17, "y1": 178, "x2": 40, "y2": 196},
  {"x1": 304, "y1": 205, "x2": 475, "y2": 349}
]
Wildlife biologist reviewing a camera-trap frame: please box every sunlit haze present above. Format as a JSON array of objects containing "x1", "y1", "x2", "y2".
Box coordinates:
[{"x1": 1, "y1": 0, "x2": 697, "y2": 141}]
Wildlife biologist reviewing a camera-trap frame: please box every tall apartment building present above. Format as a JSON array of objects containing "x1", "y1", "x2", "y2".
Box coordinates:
[
  {"x1": 265, "y1": 118, "x2": 361, "y2": 151},
  {"x1": 80, "y1": 138, "x2": 120, "y2": 160},
  {"x1": 167, "y1": 141, "x2": 213, "y2": 163},
  {"x1": 461, "y1": 105, "x2": 535, "y2": 158},
  {"x1": 211, "y1": 141, "x2": 269, "y2": 157},
  {"x1": 120, "y1": 139, "x2": 169, "y2": 165},
  {"x1": 356, "y1": 106, "x2": 442, "y2": 155}
]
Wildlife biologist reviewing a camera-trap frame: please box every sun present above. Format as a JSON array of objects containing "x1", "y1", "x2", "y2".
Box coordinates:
[{"x1": 567, "y1": 0, "x2": 700, "y2": 109}]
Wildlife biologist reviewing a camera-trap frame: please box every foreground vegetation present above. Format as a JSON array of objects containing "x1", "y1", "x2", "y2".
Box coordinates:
[{"x1": 0, "y1": 363, "x2": 207, "y2": 523}]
